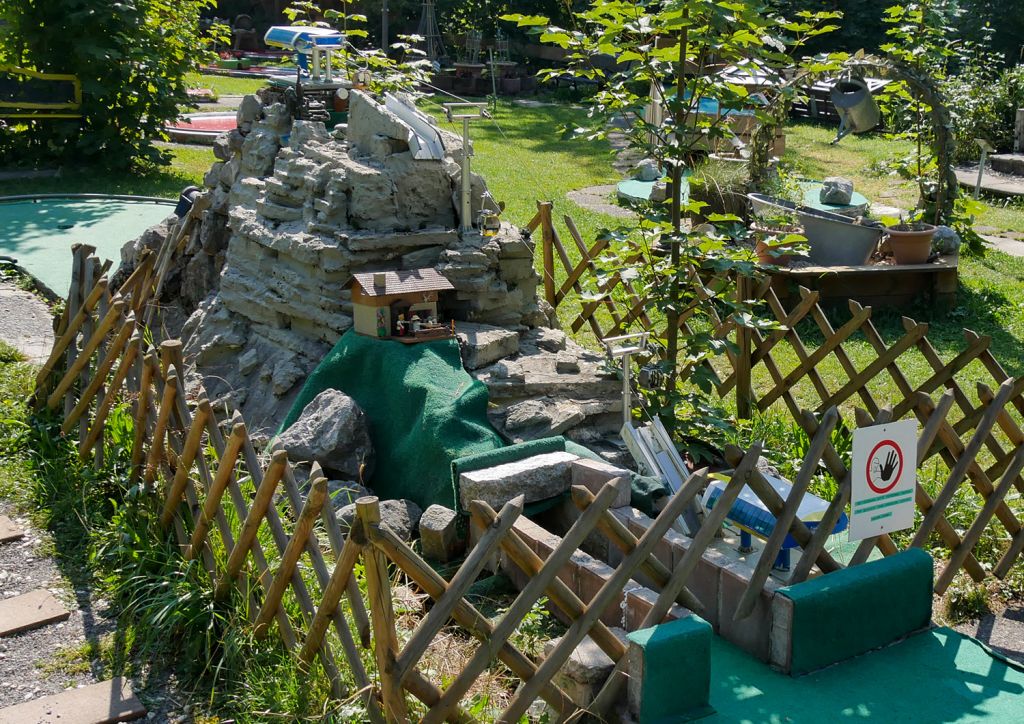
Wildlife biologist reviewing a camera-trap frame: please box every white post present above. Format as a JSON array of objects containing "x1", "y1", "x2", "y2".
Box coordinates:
[{"x1": 461, "y1": 116, "x2": 472, "y2": 232}]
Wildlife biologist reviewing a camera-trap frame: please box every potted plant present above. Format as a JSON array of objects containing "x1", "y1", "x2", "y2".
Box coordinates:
[
  {"x1": 883, "y1": 216, "x2": 936, "y2": 265},
  {"x1": 750, "y1": 211, "x2": 807, "y2": 266}
]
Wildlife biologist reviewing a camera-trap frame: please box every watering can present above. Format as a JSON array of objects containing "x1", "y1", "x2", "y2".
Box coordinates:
[{"x1": 831, "y1": 76, "x2": 880, "y2": 143}]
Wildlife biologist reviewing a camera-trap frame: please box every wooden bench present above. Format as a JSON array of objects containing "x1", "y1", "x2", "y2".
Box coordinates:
[{"x1": 0, "y1": 65, "x2": 81, "y2": 120}]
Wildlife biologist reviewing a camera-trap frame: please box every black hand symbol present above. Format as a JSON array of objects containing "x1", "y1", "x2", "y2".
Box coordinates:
[{"x1": 878, "y1": 450, "x2": 899, "y2": 482}]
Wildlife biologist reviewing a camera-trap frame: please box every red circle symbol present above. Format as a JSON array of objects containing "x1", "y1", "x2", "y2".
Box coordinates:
[{"x1": 866, "y1": 439, "x2": 904, "y2": 494}]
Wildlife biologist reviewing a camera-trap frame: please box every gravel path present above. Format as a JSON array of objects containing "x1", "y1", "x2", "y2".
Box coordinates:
[
  {"x1": 952, "y1": 603, "x2": 1024, "y2": 665},
  {"x1": 0, "y1": 505, "x2": 118, "y2": 709},
  {"x1": 0, "y1": 504, "x2": 196, "y2": 720},
  {"x1": 0, "y1": 280, "x2": 54, "y2": 363}
]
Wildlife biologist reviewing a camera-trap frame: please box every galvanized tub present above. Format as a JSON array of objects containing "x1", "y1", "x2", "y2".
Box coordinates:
[{"x1": 747, "y1": 193, "x2": 882, "y2": 266}]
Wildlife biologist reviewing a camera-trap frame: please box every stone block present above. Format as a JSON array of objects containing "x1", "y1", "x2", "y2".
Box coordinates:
[
  {"x1": 627, "y1": 616, "x2": 712, "y2": 722},
  {"x1": 419, "y1": 504, "x2": 465, "y2": 562},
  {"x1": 623, "y1": 587, "x2": 688, "y2": 631},
  {"x1": 669, "y1": 534, "x2": 728, "y2": 630},
  {"x1": 541, "y1": 630, "x2": 628, "y2": 710},
  {"x1": 456, "y1": 322, "x2": 520, "y2": 370},
  {"x1": 571, "y1": 458, "x2": 632, "y2": 508},
  {"x1": 336, "y1": 498, "x2": 423, "y2": 542},
  {"x1": 0, "y1": 514, "x2": 25, "y2": 543},
  {"x1": 717, "y1": 559, "x2": 780, "y2": 662},
  {"x1": 0, "y1": 677, "x2": 146, "y2": 724},
  {"x1": 0, "y1": 589, "x2": 70, "y2": 636},
  {"x1": 459, "y1": 451, "x2": 578, "y2": 510}
]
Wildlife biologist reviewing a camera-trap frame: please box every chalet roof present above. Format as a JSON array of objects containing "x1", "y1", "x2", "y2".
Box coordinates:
[{"x1": 350, "y1": 268, "x2": 455, "y2": 297}]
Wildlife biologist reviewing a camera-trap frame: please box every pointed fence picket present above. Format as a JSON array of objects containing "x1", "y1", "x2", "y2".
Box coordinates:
[{"x1": 30, "y1": 237, "x2": 1024, "y2": 720}]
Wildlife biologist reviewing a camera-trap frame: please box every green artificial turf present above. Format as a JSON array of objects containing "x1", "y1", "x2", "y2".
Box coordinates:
[
  {"x1": 704, "y1": 628, "x2": 1024, "y2": 723},
  {"x1": 0, "y1": 197, "x2": 175, "y2": 296}
]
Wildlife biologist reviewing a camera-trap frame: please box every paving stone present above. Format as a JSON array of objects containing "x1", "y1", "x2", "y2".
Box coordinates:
[
  {"x1": 542, "y1": 629, "x2": 629, "y2": 709},
  {"x1": 459, "y1": 451, "x2": 578, "y2": 510},
  {"x1": 0, "y1": 515, "x2": 24, "y2": 544},
  {"x1": 0, "y1": 589, "x2": 70, "y2": 637},
  {"x1": 0, "y1": 677, "x2": 145, "y2": 724},
  {"x1": 717, "y1": 560, "x2": 780, "y2": 663}
]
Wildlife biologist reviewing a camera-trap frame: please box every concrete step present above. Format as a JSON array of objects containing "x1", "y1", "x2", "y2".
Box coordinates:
[
  {"x1": 990, "y1": 153, "x2": 1024, "y2": 176},
  {"x1": 0, "y1": 589, "x2": 70, "y2": 637},
  {"x1": 0, "y1": 515, "x2": 24, "y2": 543},
  {"x1": 0, "y1": 677, "x2": 146, "y2": 724},
  {"x1": 955, "y1": 168, "x2": 1024, "y2": 198}
]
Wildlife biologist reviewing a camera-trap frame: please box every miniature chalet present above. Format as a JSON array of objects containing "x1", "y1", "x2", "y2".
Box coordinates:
[{"x1": 348, "y1": 268, "x2": 456, "y2": 342}]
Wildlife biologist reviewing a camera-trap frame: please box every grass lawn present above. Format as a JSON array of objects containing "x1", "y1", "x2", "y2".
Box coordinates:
[
  {"x1": 0, "y1": 144, "x2": 212, "y2": 199},
  {"x1": 186, "y1": 72, "x2": 269, "y2": 97}
]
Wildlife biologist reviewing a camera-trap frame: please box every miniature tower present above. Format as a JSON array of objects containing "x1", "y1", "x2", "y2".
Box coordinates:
[{"x1": 417, "y1": 0, "x2": 447, "y2": 63}]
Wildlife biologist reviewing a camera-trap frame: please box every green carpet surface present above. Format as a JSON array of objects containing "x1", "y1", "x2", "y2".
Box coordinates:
[
  {"x1": 281, "y1": 330, "x2": 505, "y2": 511},
  {"x1": 0, "y1": 197, "x2": 174, "y2": 296},
  {"x1": 704, "y1": 627, "x2": 1024, "y2": 722}
]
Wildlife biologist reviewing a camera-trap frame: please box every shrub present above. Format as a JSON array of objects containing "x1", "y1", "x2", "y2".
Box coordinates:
[{"x1": 0, "y1": 0, "x2": 220, "y2": 170}]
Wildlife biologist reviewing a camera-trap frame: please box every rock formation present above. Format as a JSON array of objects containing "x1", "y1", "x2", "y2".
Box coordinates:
[
  {"x1": 118, "y1": 89, "x2": 624, "y2": 452},
  {"x1": 120, "y1": 91, "x2": 552, "y2": 433}
]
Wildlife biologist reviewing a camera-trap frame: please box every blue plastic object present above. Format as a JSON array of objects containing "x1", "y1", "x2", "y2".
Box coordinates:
[{"x1": 702, "y1": 474, "x2": 849, "y2": 570}]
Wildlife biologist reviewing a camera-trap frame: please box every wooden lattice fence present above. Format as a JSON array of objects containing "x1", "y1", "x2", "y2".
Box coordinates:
[
  {"x1": 28, "y1": 234, "x2": 1024, "y2": 720},
  {"x1": 530, "y1": 201, "x2": 1024, "y2": 588}
]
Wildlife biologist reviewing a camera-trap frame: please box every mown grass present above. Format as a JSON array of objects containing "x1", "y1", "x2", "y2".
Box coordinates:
[
  {"x1": 186, "y1": 72, "x2": 269, "y2": 97},
  {"x1": 0, "y1": 144, "x2": 212, "y2": 199}
]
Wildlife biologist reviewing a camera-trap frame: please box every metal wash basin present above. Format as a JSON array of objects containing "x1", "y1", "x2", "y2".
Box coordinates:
[{"x1": 747, "y1": 193, "x2": 882, "y2": 266}]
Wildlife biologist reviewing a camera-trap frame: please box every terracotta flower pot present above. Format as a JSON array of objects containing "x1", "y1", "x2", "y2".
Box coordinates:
[
  {"x1": 885, "y1": 223, "x2": 936, "y2": 265},
  {"x1": 752, "y1": 223, "x2": 805, "y2": 266}
]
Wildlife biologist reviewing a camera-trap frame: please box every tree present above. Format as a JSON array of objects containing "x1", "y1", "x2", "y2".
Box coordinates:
[
  {"x1": 0, "y1": 0, "x2": 218, "y2": 170},
  {"x1": 505, "y1": 1, "x2": 840, "y2": 445}
]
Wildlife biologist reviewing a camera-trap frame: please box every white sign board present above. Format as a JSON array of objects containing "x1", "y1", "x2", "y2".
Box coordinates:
[{"x1": 850, "y1": 419, "x2": 917, "y2": 540}]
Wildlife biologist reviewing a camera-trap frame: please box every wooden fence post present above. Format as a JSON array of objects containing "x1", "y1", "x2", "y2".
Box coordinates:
[
  {"x1": 735, "y1": 273, "x2": 753, "y2": 420},
  {"x1": 357, "y1": 496, "x2": 409, "y2": 723},
  {"x1": 538, "y1": 201, "x2": 556, "y2": 306}
]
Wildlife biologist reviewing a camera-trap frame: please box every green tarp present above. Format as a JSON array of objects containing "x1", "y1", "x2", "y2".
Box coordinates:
[
  {"x1": 281, "y1": 329, "x2": 671, "y2": 514},
  {"x1": 280, "y1": 331, "x2": 504, "y2": 511}
]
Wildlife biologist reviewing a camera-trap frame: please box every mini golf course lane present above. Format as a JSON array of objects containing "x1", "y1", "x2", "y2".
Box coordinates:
[
  {"x1": 705, "y1": 628, "x2": 1024, "y2": 722},
  {"x1": 0, "y1": 196, "x2": 175, "y2": 297}
]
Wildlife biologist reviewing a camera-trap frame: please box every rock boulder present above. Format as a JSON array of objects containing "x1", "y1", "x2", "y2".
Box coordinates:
[{"x1": 276, "y1": 389, "x2": 374, "y2": 480}]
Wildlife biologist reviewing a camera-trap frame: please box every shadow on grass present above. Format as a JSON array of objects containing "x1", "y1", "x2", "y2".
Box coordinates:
[{"x1": 0, "y1": 165, "x2": 202, "y2": 200}]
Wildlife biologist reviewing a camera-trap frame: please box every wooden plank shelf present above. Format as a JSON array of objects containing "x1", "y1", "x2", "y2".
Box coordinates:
[{"x1": 769, "y1": 254, "x2": 959, "y2": 308}]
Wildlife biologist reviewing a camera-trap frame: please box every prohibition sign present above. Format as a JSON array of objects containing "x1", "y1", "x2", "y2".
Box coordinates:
[{"x1": 865, "y1": 439, "x2": 904, "y2": 494}]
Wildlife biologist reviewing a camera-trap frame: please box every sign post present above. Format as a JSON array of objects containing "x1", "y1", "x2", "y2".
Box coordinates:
[{"x1": 850, "y1": 419, "x2": 917, "y2": 540}]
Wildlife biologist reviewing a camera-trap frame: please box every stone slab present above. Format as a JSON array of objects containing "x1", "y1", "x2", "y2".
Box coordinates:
[
  {"x1": 981, "y1": 234, "x2": 1024, "y2": 258},
  {"x1": 0, "y1": 677, "x2": 146, "y2": 724},
  {"x1": 455, "y1": 322, "x2": 520, "y2": 370},
  {"x1": 0, "y1": 515, "x2": 25, "y2": 543},
  {"x1": 571, "y1": 458, "x2": 632, "y2": 508},
  {"x1": 0, "y1": 589, "x2": 71, "y2": 637},
  {"x1": 459, "y1": 451, "x2": 578, "y2": 510}
]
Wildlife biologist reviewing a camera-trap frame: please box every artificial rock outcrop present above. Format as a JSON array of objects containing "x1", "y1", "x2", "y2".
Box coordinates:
[{"x1": 161, "y1": 91, "x2": 548, "y2": 432}]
